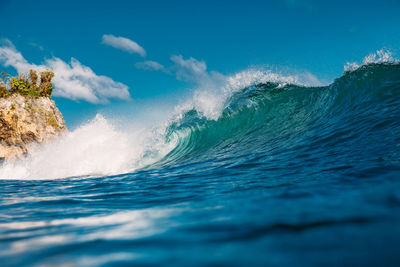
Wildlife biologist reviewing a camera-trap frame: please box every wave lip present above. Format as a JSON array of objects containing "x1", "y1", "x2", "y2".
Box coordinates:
[
  {"x1": 0, "y1": 50, "x2": 399, "y2": 180},
  {"x1": 344, "y1": 49, "x2": 398, "y2": 72},
  {"x1": 159, "y1": 61, "x2": 400, "y2": 168}
]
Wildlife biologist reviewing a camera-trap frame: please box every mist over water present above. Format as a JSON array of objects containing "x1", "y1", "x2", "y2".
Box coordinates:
[{"x1": 1, "y1": 51, "x2": 400, "y2": 265}]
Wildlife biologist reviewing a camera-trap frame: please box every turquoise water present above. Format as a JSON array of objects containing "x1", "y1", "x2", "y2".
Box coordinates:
[{"x1": 1, "y1": 63, "x2": 400, "y2": 266}]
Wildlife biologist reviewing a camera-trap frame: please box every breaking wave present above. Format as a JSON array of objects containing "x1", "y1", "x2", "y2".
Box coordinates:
[{"x1": 1, "y1": 51, "x2": 399, "y2": 180}]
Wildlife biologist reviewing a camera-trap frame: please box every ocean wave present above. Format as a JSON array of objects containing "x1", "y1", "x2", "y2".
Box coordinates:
[
  {"x1": 344, "y1": 49, "x2": 398, "y2": 72},
  {"x1": 1, "y1": 57, "x2": 399, "y2": 180},
  {"x1": 0, "y1": 115, "x2": 176, "y2": 179}
]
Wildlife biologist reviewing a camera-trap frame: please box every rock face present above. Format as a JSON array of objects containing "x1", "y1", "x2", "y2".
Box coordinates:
[{"x1": 0, "y1": 95, "x2": 66, "y2": 161}]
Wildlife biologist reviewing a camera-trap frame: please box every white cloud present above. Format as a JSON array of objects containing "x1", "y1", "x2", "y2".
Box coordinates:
[
  {"x1": 135, "y1": 60, "x2": 165, "y2": 71},
  {"x1": 102, "y1": 34, "x2": 146, "y2": 57},
  {"x1": 170, "y1": 55, "x2": 209, "y2": 83},
  {"x1": 136, "y1": 55, "x2": 214, "y2": 83},
  {"x1": 46, "y1": 58, "x2": 130, "y2": 103},
  {"x1": 0, "y1": 39, "x2": 130, "y2": 103},
  {"x1": 0, "y1": 39, "x2": 33, "y2": 73}
]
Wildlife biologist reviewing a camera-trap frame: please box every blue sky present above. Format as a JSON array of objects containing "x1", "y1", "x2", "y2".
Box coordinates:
[{"x1": 1, "y1": 0, "x2": 399, "y2": 127}]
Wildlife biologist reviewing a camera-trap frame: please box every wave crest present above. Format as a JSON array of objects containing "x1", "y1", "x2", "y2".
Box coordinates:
[
  {"x1": 344, "y1": 49, "x2": 398, "y2": 72},
  {"x1": 1, "y1": 55, "x2": 399, "y2": 180}
]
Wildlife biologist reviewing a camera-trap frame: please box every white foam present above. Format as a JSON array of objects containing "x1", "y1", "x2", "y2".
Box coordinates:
[
  {"x1": 0, "y1": 67, "x2": 322, "y2": 180},
  {"x1": 344, "y1": 49, "x2": 398, "y2": 72},
  {"x1": 176, "y1": 68, "x2": 323, "y2": 121},
  {"x1": 0, "y1": 114, "x2": 177, "y2": 180}
]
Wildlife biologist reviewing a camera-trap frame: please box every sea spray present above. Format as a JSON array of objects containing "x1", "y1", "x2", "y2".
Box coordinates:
[
  {"x1": 0, "y1": 50, "x2": 398, "y2": 180},
  {"x1": 0, "y1": 114, "x2": 177, "y2": 179}
]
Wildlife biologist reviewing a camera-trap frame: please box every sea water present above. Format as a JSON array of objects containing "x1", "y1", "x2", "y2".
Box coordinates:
[{"x1": 0, "y1": 52, "x2": 400, "y2": 266}]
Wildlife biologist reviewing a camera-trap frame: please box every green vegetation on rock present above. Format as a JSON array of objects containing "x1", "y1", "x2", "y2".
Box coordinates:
[
  {"x1": 24, "y1": 104, "x2": 59, "y2": 129},
  {"x1": 46, "y1": 113, "x2": 59, "y2": 128},
  {"x1": 0, "y1": 84, "x2": 8, "y2": 97},
  {"x1": 0, "y1": 70, "x2": 55, "y2": 99}
]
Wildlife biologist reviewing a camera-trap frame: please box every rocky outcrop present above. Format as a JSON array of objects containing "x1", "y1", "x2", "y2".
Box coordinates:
[{"x1": 0, "y1": 95, "x2": 66, "y2": 161}]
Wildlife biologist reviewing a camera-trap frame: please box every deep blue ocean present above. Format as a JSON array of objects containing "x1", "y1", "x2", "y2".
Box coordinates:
[{"x1": 1, "y1": 62, "x2": 400, "y2": 266}]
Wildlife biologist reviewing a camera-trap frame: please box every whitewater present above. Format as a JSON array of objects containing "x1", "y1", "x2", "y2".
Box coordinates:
[
  {"x1": 0, "y1": 61, "x2": 325, "y2": 180},
  {"x1": 0, "y1": 50, "x2": 400, "y2": 266}
]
